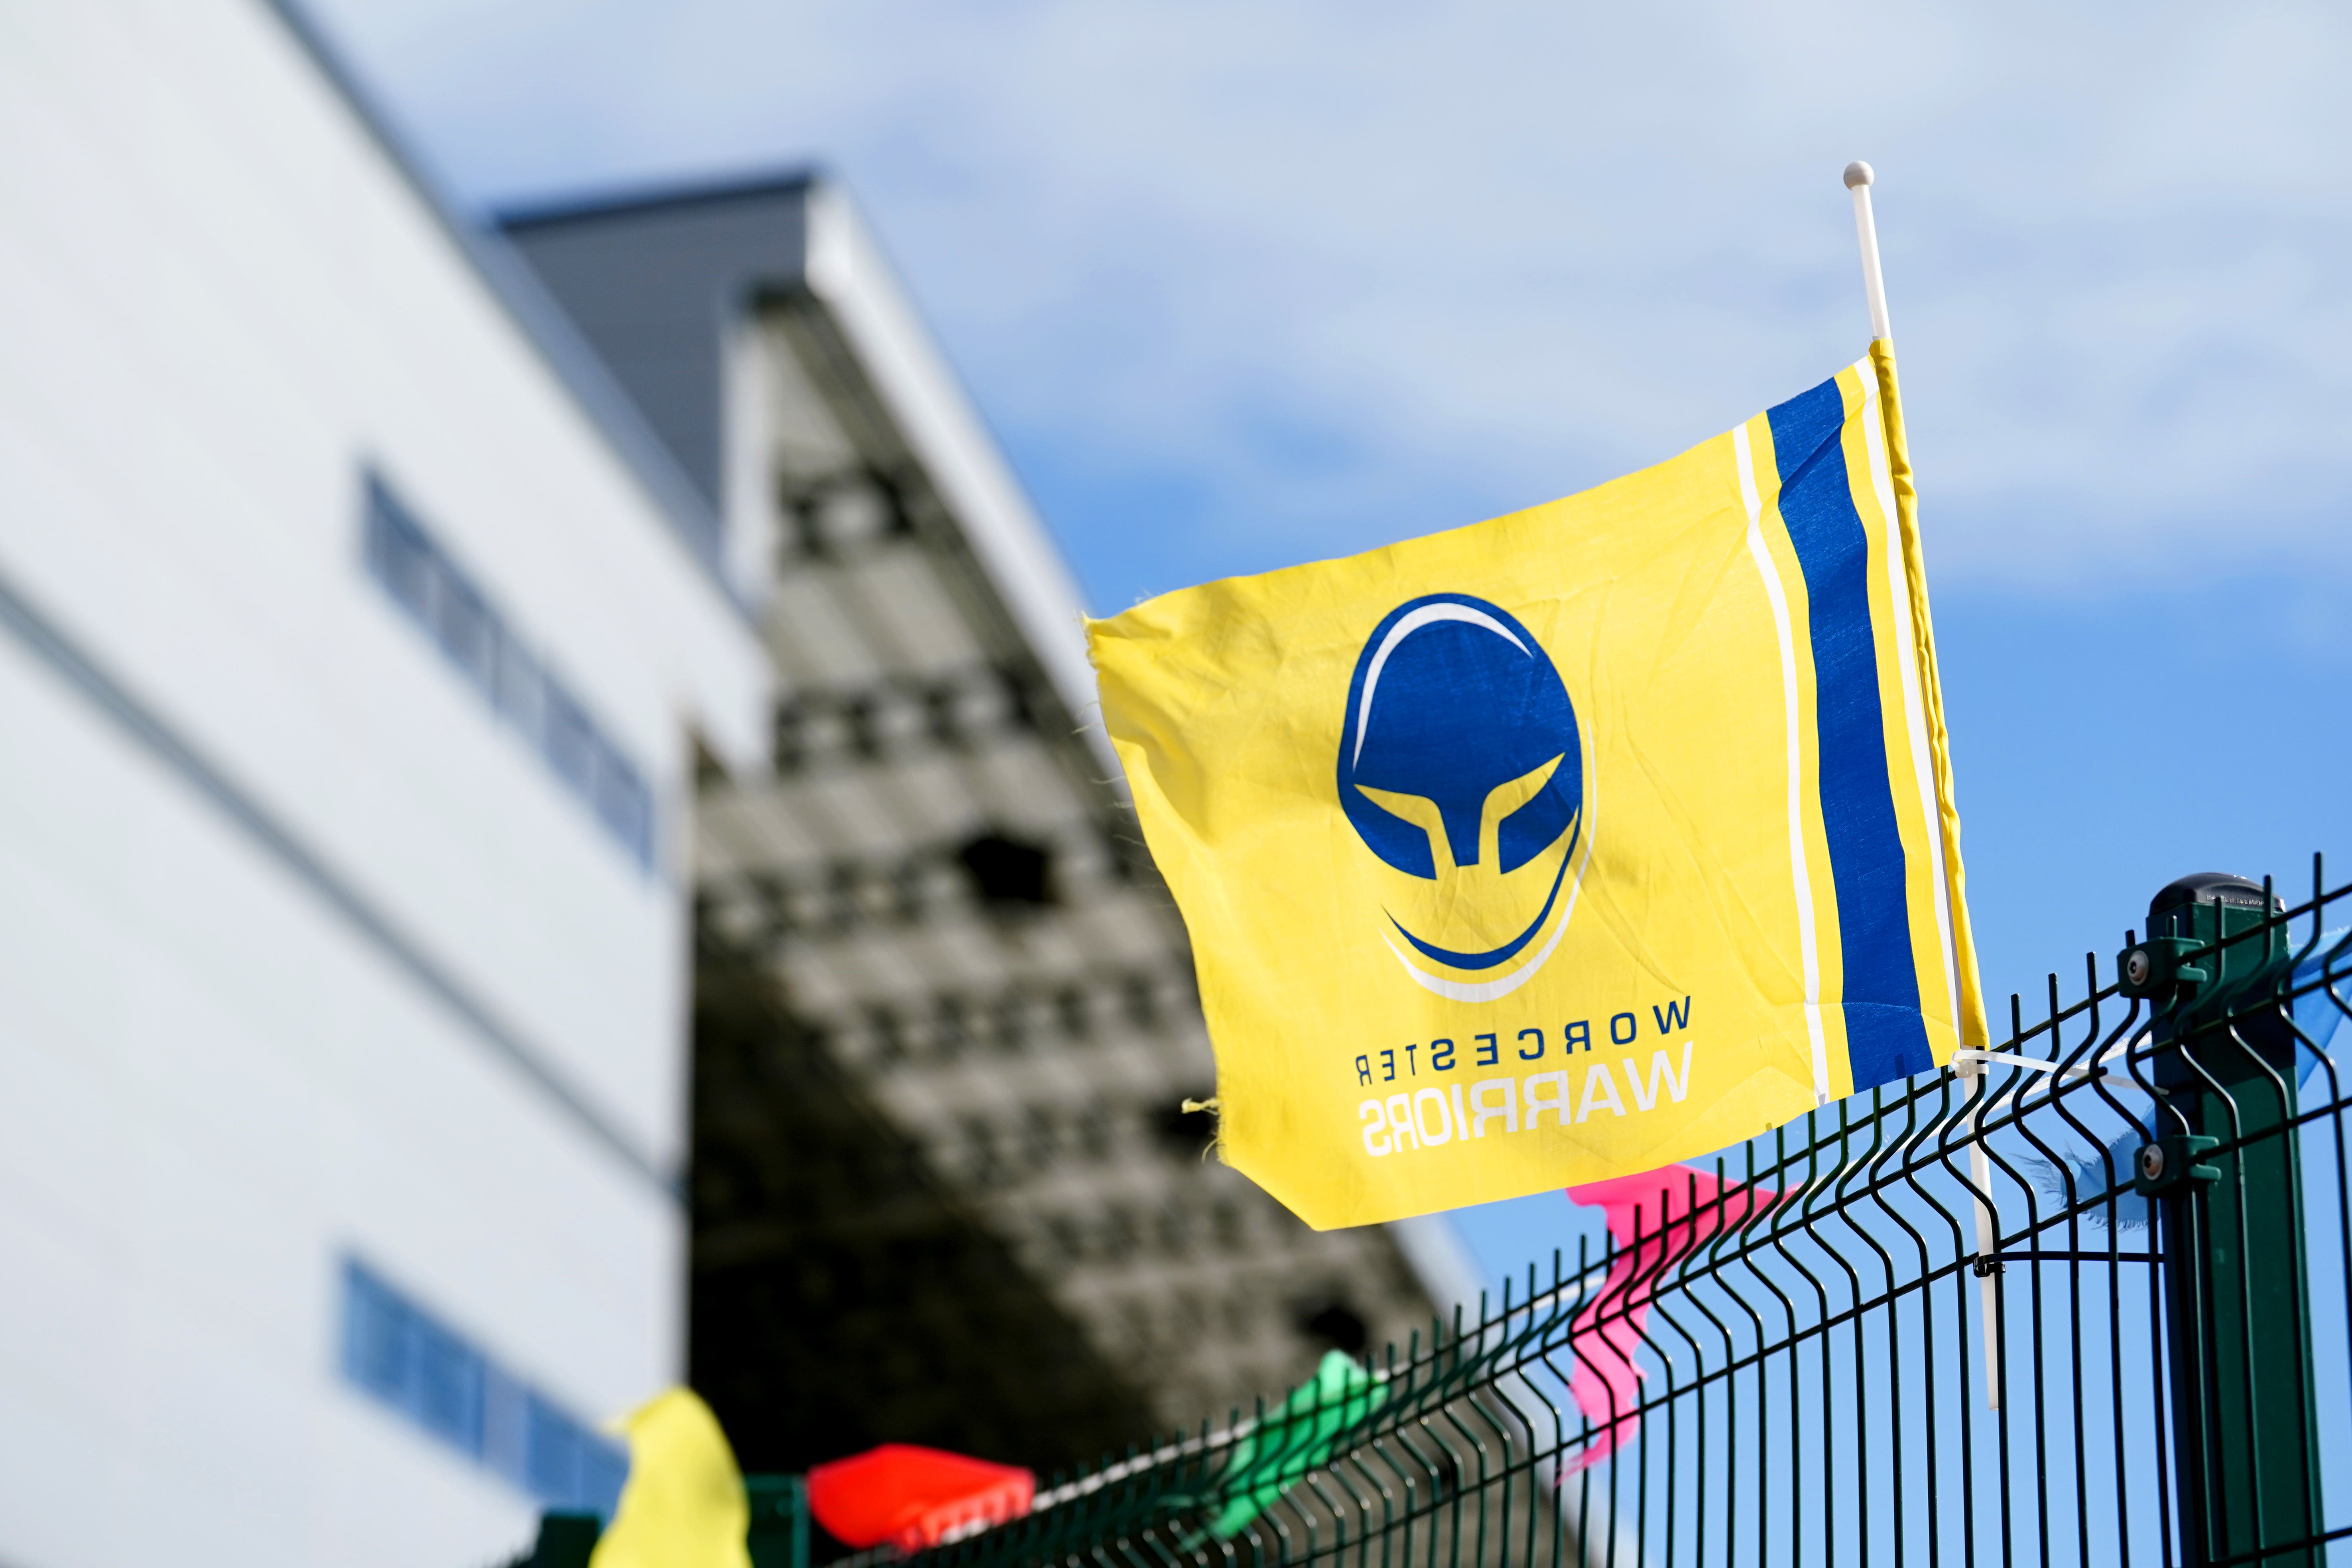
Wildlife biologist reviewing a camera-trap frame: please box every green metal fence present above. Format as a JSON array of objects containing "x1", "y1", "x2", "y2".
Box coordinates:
[
  {"x1": 514, "y1": 859, "x2": 2352, "y2": 1566},
  {"x1": 882, "y1": 861, "x2": 2352, "y2": 1568}
]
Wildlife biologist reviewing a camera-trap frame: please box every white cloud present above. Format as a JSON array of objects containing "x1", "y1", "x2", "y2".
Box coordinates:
[{"x1": 304, "y1": 0, "x2": 2352, "y2": 602}]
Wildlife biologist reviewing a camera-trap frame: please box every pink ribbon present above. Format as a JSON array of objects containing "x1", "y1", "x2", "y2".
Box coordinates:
[{"x1": 1561, "y1": 1165, "x2": 1778, "y2": 1470}]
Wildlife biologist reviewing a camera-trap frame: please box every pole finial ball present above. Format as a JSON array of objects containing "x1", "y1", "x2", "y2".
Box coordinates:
[{"x1": 1843, "y1": 160, "x2": 1875, "y2": 190}]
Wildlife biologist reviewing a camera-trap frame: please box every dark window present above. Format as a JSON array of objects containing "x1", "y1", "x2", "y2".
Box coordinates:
[
  {"x1": 931, "y1": 994, "x2": 969, "y2": 1057},
  {"x1": 770, "y1": 702, "x2": 805, "y2": 772},
  {"x1": 864, "y1": 1004, "x2": 907, "y2": 1064},
  {"x1": 364, "y1": 476, "x2": 435, "y2": 621},
  {"x1": 825, "y1": 864, "x2": 862, "y2": 933},
  {"x1": 957, "y1": 832, "x2": 1053, "y2": 908},
  {"x1": 842, "y1": 694, "x2": 883, "y2": 761},
  {"x1": 342, "y1": 1257, "x2": 486, "y2": 1456},
  {"x1": 362, "y1": 467, "x2": 656, "y2": 873},
  {"x1": 432, "y1": 567, "x2": 499, "y2": 695},
  {"x1": 1121, "y1": 974, "x2": 1160, "y2": 1029},
  {"x1": 990, "y1": 991, "x2": 1032, "y2": 1053},
  {"x1": 995, "y1": 666, "x2": 1039, "y2": 732},
  {"x1": 340, "y1": 1258, "x2": 625, "y2": 1516},
  {"x1": 1152, "y1": 1095, "x2": 1217, "y2": 1158},
  {"x1": 591, "y1": 739, "x2": 652, "y2": 864},
  {"x1": 576, "y1": 1438, "x2": 631, "y2": 1523},
  {"x1": 541, "y1": 681, "x2": 598, "y2": 795},
  {"x1": 495, "y1": 639, "x2": 548, "y2": 745},
  {"x1": 1298, "y1": 1299, "x2": 1370, "y2": 1357},
  {"x1": 411, "y1": 1312, "x2": 487, "y2": 1452},
  {"x1": 523, "y1": 1391, "x2": 586, "y2": 1504},
  {"x1": 1077, "y1": 1104, "x2": 1114, "y2": 1161}
]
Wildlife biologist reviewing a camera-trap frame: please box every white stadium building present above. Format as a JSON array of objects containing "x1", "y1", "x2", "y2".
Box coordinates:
[{"x1": 0, "y1": 3, "x2": 1457, "y2": 1565}]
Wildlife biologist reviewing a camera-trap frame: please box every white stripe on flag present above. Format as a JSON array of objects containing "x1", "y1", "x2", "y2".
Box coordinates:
[{"x1": 1734, "y1": 421, "x2": 1832, "y2": 1105}]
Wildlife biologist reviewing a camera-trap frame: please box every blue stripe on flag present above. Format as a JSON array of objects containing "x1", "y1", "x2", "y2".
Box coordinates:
[{"x1": 1767, "y1": 376, "x2": 1935, "y2": 1088}]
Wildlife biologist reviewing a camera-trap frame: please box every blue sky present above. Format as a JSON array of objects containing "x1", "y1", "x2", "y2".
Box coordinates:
[{"x1": 304, "y1": 0, "x2": 2352, "y2": 1296}]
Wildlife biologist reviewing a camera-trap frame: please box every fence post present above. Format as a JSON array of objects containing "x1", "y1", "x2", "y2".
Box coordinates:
[
  {"x1": 2124, "y1": 873, "x2": 2320, "y2": 1566},
  {"x1": 745, "y1": 1474, "x2": 809, "y2": 1568}
]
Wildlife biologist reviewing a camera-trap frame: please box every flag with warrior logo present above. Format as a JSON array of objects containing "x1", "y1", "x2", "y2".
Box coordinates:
[{"x1": 1087, "y1": 344, "x2": 1986, "y2": 1228}]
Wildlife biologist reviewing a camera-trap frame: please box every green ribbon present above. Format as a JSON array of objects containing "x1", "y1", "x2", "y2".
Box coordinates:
[{"x1": 1209, "y1": 1351, "x2": 1388, "y2": 1539}]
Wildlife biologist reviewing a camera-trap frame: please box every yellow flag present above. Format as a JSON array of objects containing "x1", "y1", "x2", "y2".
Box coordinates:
[
  {"x1": 1089, "y1": 345, "x2": 1985, "y2": 1228},
  {"x1": 589, "y1": 1388, "x2": 751, "y2": 1568}
]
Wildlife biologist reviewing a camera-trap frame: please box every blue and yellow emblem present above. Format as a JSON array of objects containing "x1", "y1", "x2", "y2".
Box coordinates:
[
  {"x1": 1089, "y1": 344, "x2": 1986, "y2": 1227},
  {"x1": 1338, "y1": 593, "x2": 1586, "y2": 999}
]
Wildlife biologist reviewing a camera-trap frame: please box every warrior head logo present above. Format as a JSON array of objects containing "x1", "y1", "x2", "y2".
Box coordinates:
[{"x1": 1337, "y1": 594, "x2": 1585, "y2": 999}]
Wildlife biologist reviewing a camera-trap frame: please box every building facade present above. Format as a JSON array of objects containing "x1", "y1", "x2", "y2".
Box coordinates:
[
  {"x1": 0, "y1": 4, "x2": 766, "y2": 1565},
  {"x1": 0, "y1": 4, "x2": 1472, "y2": 1564},
  {"x1": 505, "y1": 179, "x2": 1445, "y2": 1477}
]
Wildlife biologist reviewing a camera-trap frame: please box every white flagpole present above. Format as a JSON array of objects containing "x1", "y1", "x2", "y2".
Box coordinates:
[
  {"x1": 1964, "y1": 1058, "x2": 2002, "y2": 1410},
  {"x1": 1847, "y1": 157, "x2": 1996, "y2": 1404},
  {"x1": 1844, "y1": 160, "x2": 1893, "y2": 344}
]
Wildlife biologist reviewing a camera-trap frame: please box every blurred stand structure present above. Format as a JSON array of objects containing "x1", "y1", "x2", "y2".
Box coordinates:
[
  {"x1": 0, "y1": 2, "x2": 1434, "y2": 1565},
  {"x1": 503, "y1": 179, "x2": 1435, "y2": 1482}
]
